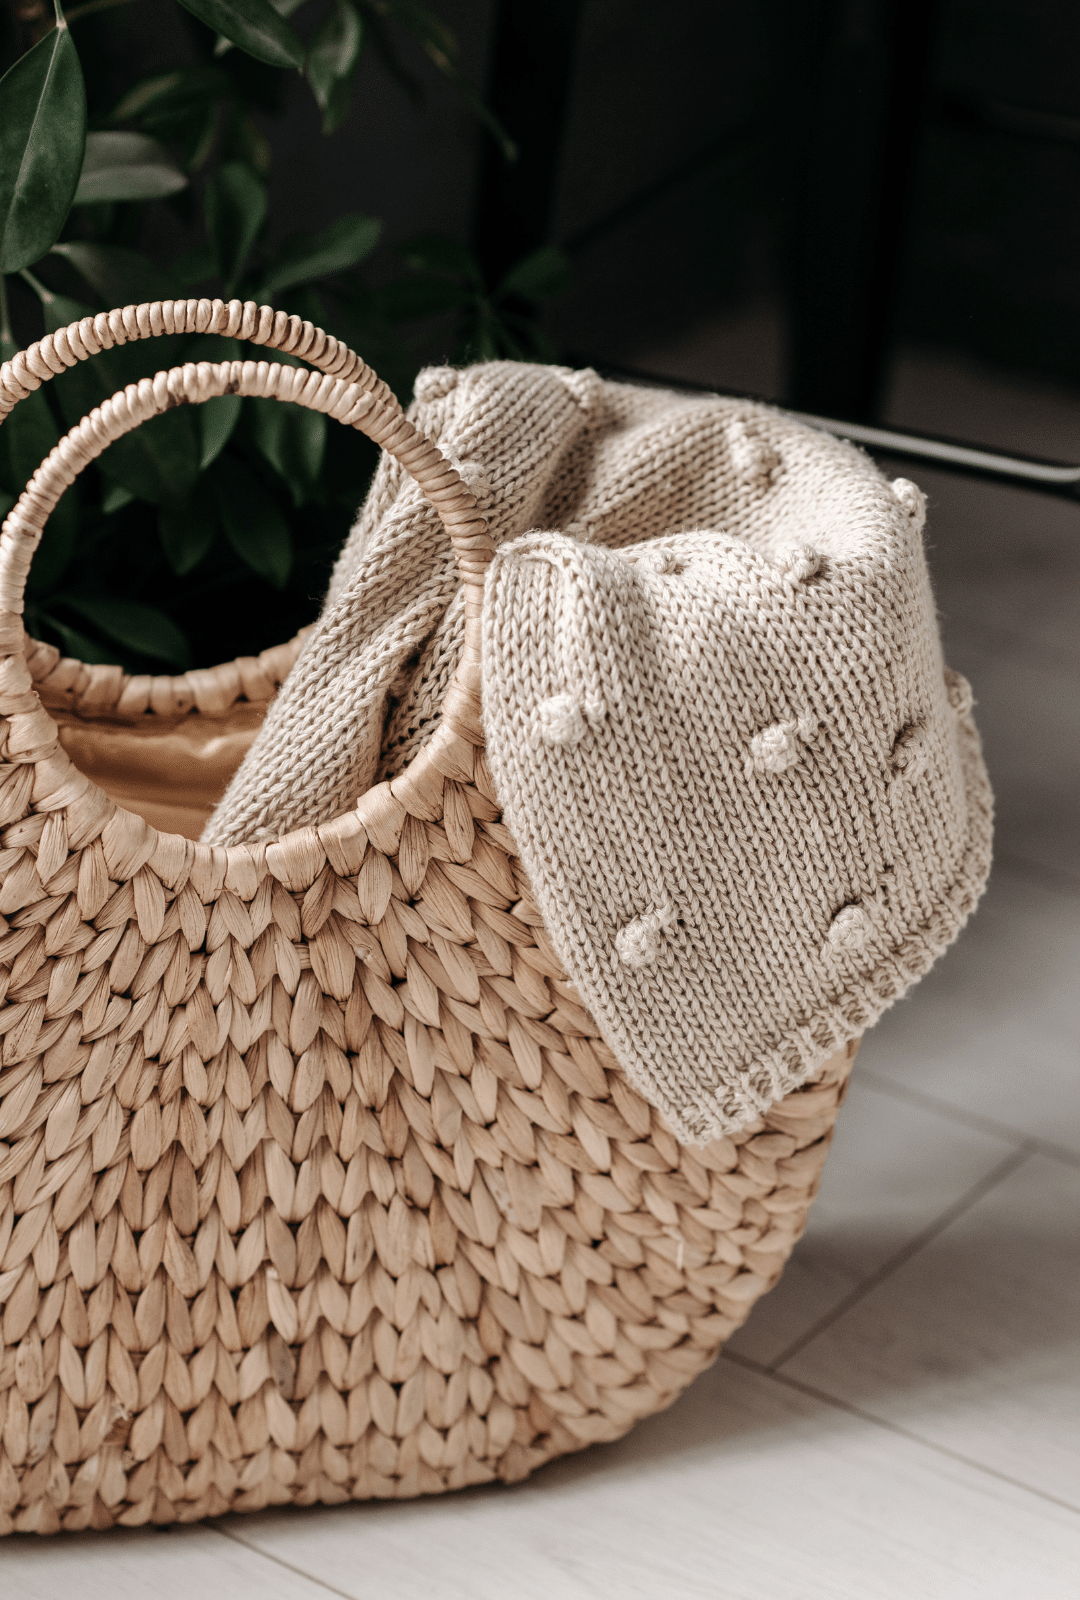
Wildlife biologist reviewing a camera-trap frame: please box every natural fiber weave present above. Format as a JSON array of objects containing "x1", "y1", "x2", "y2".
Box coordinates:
[
  {"x1": 0, "y1": 302, "x2": 856, "y2": 1535},
  {"x1": 21, "y1": 629, "x2": 310, "y2": 840}
]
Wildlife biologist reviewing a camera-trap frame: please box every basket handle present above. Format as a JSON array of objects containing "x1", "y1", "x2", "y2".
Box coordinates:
[
  {"x1": 0, "y1": 298, "x2": 492, "y2": 603},
  {"x1": 0, "y1": 296, "x2": 396, "y2": 420},
  {"x1": 0, "y1": 296, "x2": 491, "y2": 734},
  {"x1": 0, "y1": 303, "x2": 494, "y2": 859}
]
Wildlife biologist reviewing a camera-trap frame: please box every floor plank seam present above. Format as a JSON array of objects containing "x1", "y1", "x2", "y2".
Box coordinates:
[
  {"x1": 210, "y1": 1524, "x2": 357, "y2": 1598},
  {"x1": 759, "y1": 1146, "x2": 1035, "y2": 1369},
  {"x1": 856, "y1": 1068, "x2": 1080, "y2": 1169},
  {"x1": 721, "y1": 1350, "x2": 1080, "y2": 1519}
]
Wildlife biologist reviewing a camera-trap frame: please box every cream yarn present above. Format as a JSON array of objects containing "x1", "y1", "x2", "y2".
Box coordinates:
[
  {"x1": 205, "y1": 362, "x2": 993, "y2": 1142},
  {"x1": 481, "y1": 500, "x2": 992, "y2": 1144}
]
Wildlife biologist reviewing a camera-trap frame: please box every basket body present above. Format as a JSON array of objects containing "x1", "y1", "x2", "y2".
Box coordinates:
[
  {"x1": 0, "y1": 301, "x2": 857, "y2": 1535},
  {"x1": 0, "y1": 723, "x2": 855, "y2": 1532}
]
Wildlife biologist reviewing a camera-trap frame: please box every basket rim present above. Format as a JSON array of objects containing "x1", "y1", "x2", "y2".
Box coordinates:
[{"x1": 25, "y1": 627, "x2": 311, "y2": 724}]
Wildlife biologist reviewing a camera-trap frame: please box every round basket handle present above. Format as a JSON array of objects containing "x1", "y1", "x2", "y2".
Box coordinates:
[
  {"x1": 0, "y1": 296, "x2": 492, "y2": 718},
  {"x1": 0, "y1": 298, "x2": 492, "y2": 597},
  {"x1": 0, "y1": 296, "x2": 396, "y2": 420},
  {"x1": 0, "y1": 303, "x2": 494, "y2": 855},
  {"x1": 0, "y1": 354, "x2": 491, "y2": 616}
]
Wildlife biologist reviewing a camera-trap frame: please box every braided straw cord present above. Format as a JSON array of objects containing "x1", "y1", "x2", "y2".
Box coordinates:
[
  {"x1": 0, "y1": 314, "x2": 856, "y2": 1534},
  {"x1": 0, "y1": 297, "x2": 393, "y2": 725},
  {"x1": 0, "y1": 297, "x2": 399, "y2": 422},
  {"x1": 23, "y1": 628, "x2": 310, "y2": 725}
]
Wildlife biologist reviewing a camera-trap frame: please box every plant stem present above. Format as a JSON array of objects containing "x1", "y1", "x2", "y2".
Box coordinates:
[
  {"x1": 19, "y1": 269, "x2": 55, "y2": 306},
  {"x1": 65, "y1": 0, "x2": 144, "y2": 24}
]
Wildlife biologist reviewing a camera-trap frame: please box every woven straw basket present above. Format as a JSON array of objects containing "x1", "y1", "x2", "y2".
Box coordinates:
[{"x1": 0, "y1": 301, "x2": 856, "y2": 1536}]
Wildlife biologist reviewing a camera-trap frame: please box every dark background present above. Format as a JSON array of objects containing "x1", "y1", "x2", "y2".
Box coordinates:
[
  {"x1": 14, "y1": 0, "x2": 1080, "y2": 438},
  {"x1": 5, "y1": 0, "x2": 1080, "y2": 438}
]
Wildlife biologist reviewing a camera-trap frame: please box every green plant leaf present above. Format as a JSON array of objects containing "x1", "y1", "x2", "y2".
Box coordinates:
[
  {"x1": 222, "y1": 110, "x2": 272, "y2": 178},
  {"x1": 182, "y1": 339, "x2": 243, "y2": 473},
  {"x1": 186, "y1": 332, "x2": 242, "y2": 364},
  {"x1": 214, "y1": 0, "x2": 308, "y2": 56},
  {"x1": 55, "y1": 595, "x2": 192, "y2": 668},
  {"x1": 73, "y1": 132, "x2": 188, "y2": 205},
  {"x1": 160, "y1": 495, "x2": 216, "y2": 576},
  {"x1": 376, "y1": 275, "x2": 470, "y2": 320},
  {"x1": 248, "y1": 395, "x2": 326, "y2": 506},
  {"x1": 51, "y1": 240, "x2": 172, "y2": 304},
  {"x1": 372, "y1": 0, "x2": 457, "y2": 63},
  {"x1": 211, "y1": 454, "x2": 293, "y2": 586},
  {"x1": 496, "y1": 245, "x2": 571, "y2": 302},
  {"x1": 107, "y1": 409, "x2": 202, "y2": 507},
  {"x1": 42, "y1": 293, "x2": 202, "y2": 505},
  {"x1": 4, "y1": 378, "x2": 61, "y2": 497},
  {"x1": 0, "y1": 331, "x2": 78, "y2": 592},
  {"x1": 205, "y1": 160, "x2": 267, "y2": 292},
  {"x1": 173, "y1": 243, "x2": 216, "y2": 287},
  {"x1": 360, "y1": 6, "x2": 423, "y2": 102},
  {"x1": 370, "y1": 0, "x2": 515, "y2": 161},
  {"x1": 176, "y1": 0, "x2": 305, "y2": 70},
  {"x1": 185, "y1": 106, "x2": 222, "y2": 173},
  {"x1": 260, "y1": 212, "x2": 381, "y2": 296},
  {"x1": 112, "y1": 71, "x2": 224, "y2": 174},
  {"x1": 397, "y1": 232, "x2": 482, "y2": 285},
  {"x1": 307, "y1": 0, "x2": 363, "y2": 132},
  {"x1": 0, "y1": 16, "x2": 87, "y2": 273},
  {"x1": 465, "y1": 312, "x2": 501, "y2": 363},
  {"x1": 199, "y1": 393, "x2": 242, "y2": 467},
  {"x1": 180, "y1": 335, "x2": 243, "y2": 467},
  {"x1": 39, "y1": 615, "x2": 114, "y2": 665},
  {"x1": 41, "y1": 290, "x2": 184, "y2": 391},
  {"x1": 109, "y1": 66, "x2": 230, "y2": 124},
  {"x1": 101, "y1": 483, "x2": 135, "y2": 514},
  {"x1": 3, "y1": 369, "x2": 81, "y2": 597},
  {"x1": 26, "y1": 290, "x2": 200, "y2": 507},
  {"x1": 26, "y1": 488, "x2": 79, "y2": 596}
]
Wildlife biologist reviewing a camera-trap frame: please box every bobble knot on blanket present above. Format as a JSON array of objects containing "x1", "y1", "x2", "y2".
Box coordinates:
[{"x1": 205, "y1": 361, "x2": 993, "y2": 1143}]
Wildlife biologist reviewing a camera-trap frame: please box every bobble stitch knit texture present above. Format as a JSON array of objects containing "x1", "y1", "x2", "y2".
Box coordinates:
[
  {"x1": 534, "y1": 692, "x2": 587, "y2": 747},
  {"x1": 890, "y1": 721, "x2": 931, "y2": 786},
  {"x1": 945, "y1": 668, "x2": 974, "y2": 715},
  {"x1": 729, "y1": 417, "x2": 780, "y2": 489},
  {"x1": 745, "y1": 712, "x2": 817, "y2": 777},
  {"x1": 206, "y1": 360, "x2": 993, "y2": 1143},
  {"x1": 616, "y1": 901, "x2": 677, "y2": 968},
  {"x1": 776, "y1": 545, "x2": 822, "y2": 584},
  {"x1": 476, "y1": 373, "x2": 991, "y2": 1141},
  {"x1": 447, "y1": 455, "x2": 493, "y2": 506},
  {"x1": 827, "y1": 904, "x2": 872, "y2": 952},
  {"x1": 891, "y1": 476, "x2": 927, "y2": 528},
  {"x1": 649, "y1": 547, "x2": 685, "y2": 575},
  {"x1": 413, "y1": 365, "x2": 458, "y2": 400}
]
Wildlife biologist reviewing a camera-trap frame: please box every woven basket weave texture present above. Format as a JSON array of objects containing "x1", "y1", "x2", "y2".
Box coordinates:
[{"x1": 0, "y1": 302, "x2": 854, "y2": 1535}]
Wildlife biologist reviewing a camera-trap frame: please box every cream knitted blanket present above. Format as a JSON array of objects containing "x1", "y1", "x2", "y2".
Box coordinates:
[{"x1": 205, "y1": 361, "x2": 993, "y2": 1142}]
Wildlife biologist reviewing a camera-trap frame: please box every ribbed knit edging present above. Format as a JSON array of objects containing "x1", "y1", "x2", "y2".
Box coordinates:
[{"x1": 535, "y1": 710, "x2": 993, "y2": 1146}]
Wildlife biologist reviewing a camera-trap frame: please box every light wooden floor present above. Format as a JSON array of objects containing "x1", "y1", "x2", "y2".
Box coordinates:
[{"x1": 7, "y1": 353, "x2": 1079, "y2": 1597}]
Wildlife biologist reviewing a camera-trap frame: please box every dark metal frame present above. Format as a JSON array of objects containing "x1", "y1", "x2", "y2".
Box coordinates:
[
  {"x1": 472, "y1": 1, "x2": 1080, "y2": 502},
  {"x1": 594, "y1": 362, "x2": 1080, "y2": 500}
]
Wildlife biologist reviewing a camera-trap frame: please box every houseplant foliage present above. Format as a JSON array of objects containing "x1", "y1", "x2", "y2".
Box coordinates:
[{"x1": 0, "y1": 0, "x2": 568, "y2": 674}]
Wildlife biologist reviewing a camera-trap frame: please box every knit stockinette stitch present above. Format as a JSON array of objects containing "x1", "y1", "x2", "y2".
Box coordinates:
[
  {"x1": 481, "y1": 495, "x2": 992, "y2": 1144},
  {"x1": 205, "y1": 360, "x2": 829, "y2": 843},
  {"x1": 203, "y1": 361, "x2": 601, "y2": 844},
  {"x1": 204, "y1": 361, "x2": 992, "y2": 1142}
]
